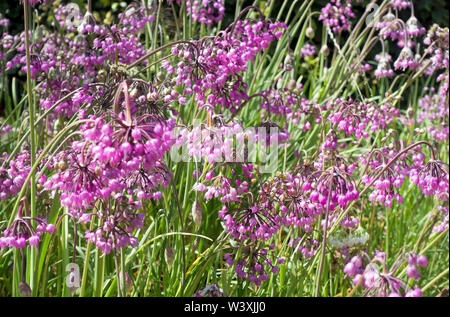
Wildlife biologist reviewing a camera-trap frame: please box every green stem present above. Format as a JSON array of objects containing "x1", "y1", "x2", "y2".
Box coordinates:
[
  {"x1": 80, "y1": 220, "x2": 95, "y2": 297},
  {"x1": 421, "y1": 268, "x2": 449, "y2": 293},
  {"x1": 314, "y1": 176, "x2": 333, "y2": 297},
  {"x1": 23, "y1": 0, "x2": 38, "y2": 293}
]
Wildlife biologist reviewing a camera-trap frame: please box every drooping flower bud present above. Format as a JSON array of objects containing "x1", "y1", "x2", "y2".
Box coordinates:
[
  {"x1": 164, "y1": 246, "x2": 175, "y2": 269},
  {"x1": 283, "y1": 54, "x2": 294, "y2": 72},
  {"x1": 320, "y1": 45, "x2": 330, "y2": 56},
  {"x1": 192, "y1": 200, "x2": 203, "y2": 228},
  {"x1": 118, "y1": 270, "x2": 132, "y2": 293},
  {"x1": 18, "y1": 281, "x2": 32, "y2": 297},
  {"x1": 287, "y1": 79, "x2": 297, "y2": 91},
  {"x1": 306, "y1": 26, "x2": 315, "y2": 39}
]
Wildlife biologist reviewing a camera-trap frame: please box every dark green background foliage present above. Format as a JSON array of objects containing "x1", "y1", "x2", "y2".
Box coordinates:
[
  {"x1": 1, "y1": 0, "x2": 448, "y2": 32},
  {"x1": 0, "y1": 0, "x2": 448, "y2": 115}
]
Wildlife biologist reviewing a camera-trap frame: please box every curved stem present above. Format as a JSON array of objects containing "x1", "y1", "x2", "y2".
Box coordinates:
[
  {"x1": 229, "y1": 92, "x2": 271, "y2": 122},
  {"x1": 126, "y1": 39, "x2": 198, "y2": 70},
  {"x1": 315, "y1": 175, "x2": 334, "y2": 297},
  {"x1": 226, "y1": 6, "x2": 264, "y2": 39},
  {"x1": 421, "y1": 267, "x2": 449, "y2": 293},
  {"x1": 7, "y1": 119, "x2": 95, "y2": 227},
  {"x1": 113, "y1": 81, "x2": 132, "y2": 125},
  {"x1": 170, "y1": 174, "x2": 186, "y2": 296},
  {"x1": 3, "y1": 83, "x2": 102, "y2": 167},
  {"x1": 23, "y1": 0, "x2": 38, "y2": 294},
  {"x1": 333, "y1": 141, "x2": 438, "y2": 235}
]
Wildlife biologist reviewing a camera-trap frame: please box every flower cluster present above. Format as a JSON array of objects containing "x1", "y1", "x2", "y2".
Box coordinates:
[
  {"x1": 409, "y1": 159, "x2": 449, "y2": 198},
  {"x1": 375, "y1": 52, "x2": 394, "y2": 78},
  {"x1": 344, "y1": 251, "x2": 426, "y2": 297},
  {"x1": 319, "y1": 0, "x2": 355, "y2": 33},
  {"x1": 224, "y1": 243, "x2": 284, "y2": 286},
  {"x1": 328, "y1": 99, "x2": 400, "y2": 139},
  {"x1": 84, "y1": 197, "x2": 143, "y2": 254},
  {"x1": 193, "y1": 283, "x2": 225, "y2": 297},
  {"x1": 161, "y1": 16, "x2": 285, "y2": 112},
  {"x1": 0, "y1": 201, "x2": 55, "y2": 249},
  {"x1": 0, "y1": 151, "x2": 41, "y2": 200},
  {"x1": 167, "y1": 0, "x2": 225, "y2": 25},
  {"x1": 361, "y1": 147, "x2": 408, "y2": 208}
]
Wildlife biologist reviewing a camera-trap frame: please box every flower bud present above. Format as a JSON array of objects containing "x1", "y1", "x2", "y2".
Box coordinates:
[
  {"x1": 33, "y1": 26, "x2": 44, "y2": 43},
  {"x1": 57, "y1": 160, "x2": 67, "y2": 171},
  {"x1": 306, "y1": 26, "x2": 315, "y2": 39},
  {"x1": 287, "y1": 79, "x2": 297, "y2": 91},
  {"x1": 417, "y1": 255, "x2": 428, "y2": 267},
  {"x1": 130, "y1": 88, "x2": 139, "y2": 98},
  {"x1": 320, "y1": 45, "x2": 330, "y2": 56},
  {"x1": 18, "y1": 281, "x2": 32, "y2": 297},
  {"x1": 192, "y1": 200, "x2": 202, "y2": 228},
  {"x1": 165, "y1": 246, "x2": 175, "y2": 269},
  {"x1": 118, "y1": 270, "x2": 132, "y2": 293},
  {"x1": 283, "y1": 54, "x2": 294, "y2": 72},
  {"x1": 406, "y1": 265, "x2": 421, "y2": 279}
]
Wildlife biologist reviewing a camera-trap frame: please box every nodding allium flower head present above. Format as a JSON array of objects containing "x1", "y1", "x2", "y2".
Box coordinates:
[
  {"x1": 224, "y1": 243, "x2": 284, "y2": 286},
  {"x1": 361, "y1": 148, "x2": 408, "y2": 208},
  {"x1": 394, "y1": 46, "x2": 419, "y2": 70},
  {"x1": 0, "y1": 201, "x2": 54, "y2": 249},
  {"x1": 344, "y1": 250, "x2": 426, "y2": 297},
  {"x1": 416, "y1": 91, "x2": 449, "y2": 141},
  {"x1": 410, "y1": 160, "x2": 449, "y2": 198},
  {"x1": 301, "y1": 43, "x2": 316, "y2": 58},
  {"x1": 377, "y1": 10, "x2": 399, "y2": 40},
  {"x1": 84, "y1": 196, "x2": 143, "y2": 254},
  {"x1": 423, "y1": 25, "x2": 449, "y2": 87},
  {"x1": 162, "y1": 16, "x2": 286, "y2": 113},
  {"x1": 259, "y1": 88, "x2": 299, "y2": 115},
  {"x1": 375, "y1": 52, "x2": 394, "y2": 78},
  {"x1": 406, "y1": 16, "x2": 426, "y2": 37},
  {"x1": 389, "y1": 0, "x2": 412, "y2": 10},
  {"x1": 0, "y1": 151, "x2": 34, "y2": 201},
  {"x1": 219, "y1": 201, "x2": 281, "y2": 241},
  {"x1": 258, "y1": 167, "x2": 323, "y2": 232},
  {"x1": 193, "y1": 283, "x2": 225, "y2": 297},
  {"x1": 319, "y1": 0, "x2": 355, "y2": 33},
  {"x1": 167, "y1": 0, "x2": 225, "y2": 25},
  {"x1": 44, "y1": 146, "x2": 104, "y2": 211},
  {"x1": 310, "y1": 166, "x2": 359, "y2": 211},
  {"x1": 328, "y1": 99, "x2": 400, "y2": 139}
]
